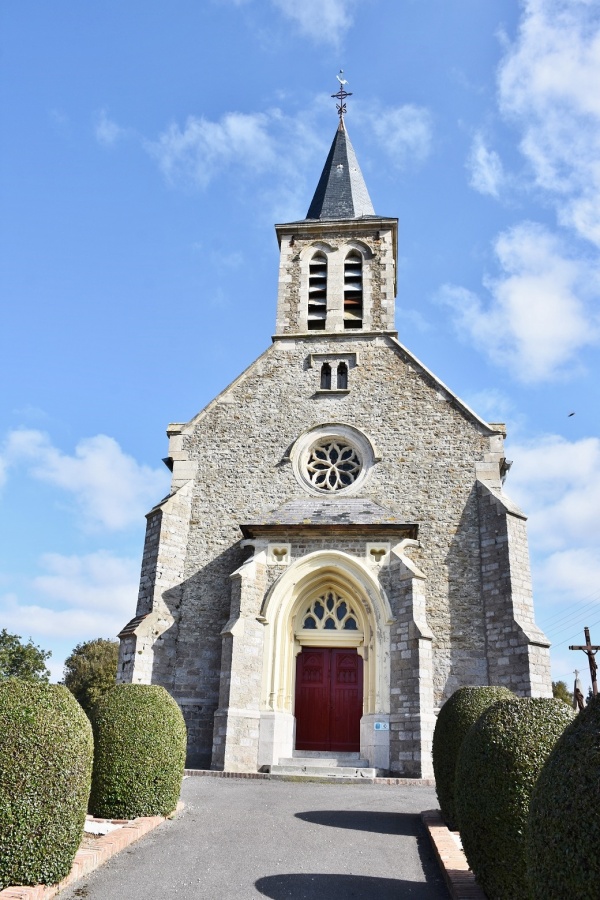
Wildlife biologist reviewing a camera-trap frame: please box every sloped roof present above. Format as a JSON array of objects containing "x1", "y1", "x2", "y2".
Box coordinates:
[
  {"x1": 240, "y1": 499, "x2": 417, "y2": 538},
  {"x1": 305, "y1": 119, "x2": 375, "y2": 220}
]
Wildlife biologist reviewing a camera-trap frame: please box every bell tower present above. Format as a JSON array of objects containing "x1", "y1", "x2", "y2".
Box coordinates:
[{"x1": 274, "y1": 83, "x2": 398, "y2": 336}]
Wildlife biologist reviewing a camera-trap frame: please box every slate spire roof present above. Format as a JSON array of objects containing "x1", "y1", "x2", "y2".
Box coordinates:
[{"x1": 305, "y1": 118, "x2": 375, "y2": 220}]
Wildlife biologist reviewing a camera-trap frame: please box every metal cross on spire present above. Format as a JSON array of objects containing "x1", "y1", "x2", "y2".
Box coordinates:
[{"x1": 332, "y1": 70, "x2": 352, "y2": 120}]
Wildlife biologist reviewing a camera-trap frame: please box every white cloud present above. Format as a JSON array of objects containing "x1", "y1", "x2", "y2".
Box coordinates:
[
  {"x1": 1, "y1": 600, "x2": 128, "y2": 642},
  {"x1": 506, "y1": 434, "x2": 600, "y2": 552},
  {"x1": 467, "y1": 133, "x2": 504, "y2": 197},
  {"x1": 354, "y1": 103, "x2": 433, "y2": 170},
  {"x1": 499, "y1": 0, "x2": 600, "y2": 245},
  {"x1": 148, "y1": 111, "x2": 279, "y2": 189},
  {"x1": 1, "y1": 429, "x2": 168, "y2": 529},
  {"x1": 1, "y1": 551, "x2": 139, "y2": 644},
  {"x1": 94, "y1": 109, "x2": 125, "y2": 146},
  {"x1": 462, "y1": 388, "x2": 514, "y2": 423},
  {"x1": 505, "y1": 433, "x2": 600, "y2": 675},
  {"x1": 439, "y1": 222, "x2": 599, "y2": 381},
  {"x1": 33, "y1": 551, "x2": 139, "y2": 613},
  {"x1": 271, "y1": 0, "x2": 357, "y2": 44},
  {"x1": 143, "y1": 96, "x2": 432, "y2": 214}
]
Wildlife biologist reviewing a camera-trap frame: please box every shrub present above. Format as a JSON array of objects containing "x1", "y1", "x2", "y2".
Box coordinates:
[
  {"x1": 527, "y1": 694, "x2": 600, "y2": 898},
  {"x1": 432, "y1": 685, "x2": 513, "y2": 829},
  {"x1": 0, "y1": 679, "x2": 93, "y2": 889},
  {"x1": 89, "y1": 683, "x2": 187, "y2": 818},
  {"x1": 62, "y1": 637, "x2": 119, "y2": 719},
  {"x1": 455, "y1": 697, "x2": 573, "y2": 900}
]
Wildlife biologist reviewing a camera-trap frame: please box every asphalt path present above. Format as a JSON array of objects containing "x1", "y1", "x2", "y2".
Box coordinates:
[{"x1": 59, "y1": 777, "x2": 448, "y2": 899}]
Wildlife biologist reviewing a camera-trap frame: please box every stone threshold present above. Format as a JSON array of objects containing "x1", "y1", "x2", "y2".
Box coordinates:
[
  {"x1": 185, "y1": 768, "x2": 435, "y2": 786},
  {"x1": 0, "y1": 802, "x2": 184, "y2": 900},
  {"x1": 421, "y1": 809, "x2": 486, "y2": 900}
]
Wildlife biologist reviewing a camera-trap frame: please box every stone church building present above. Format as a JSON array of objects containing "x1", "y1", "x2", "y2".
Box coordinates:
[{"x1": 117, "y1": 107, "x2": 552, "y2": 777}]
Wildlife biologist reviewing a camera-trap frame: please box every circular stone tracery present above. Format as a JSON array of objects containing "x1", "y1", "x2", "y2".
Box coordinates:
[{"x1": 306, "y1": 440, "x2": 362, "y2": 491}]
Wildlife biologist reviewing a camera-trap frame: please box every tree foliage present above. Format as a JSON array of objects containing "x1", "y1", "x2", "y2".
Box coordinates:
[
  {"x1": 62, "y1": 638, "x2": 118, "y2": 718},
  {"x1": 0, "y1": 628, "x2": 51, "y2": 681},
  {"x1": 551, "y1": 680, "x2": 572, "y2": 706}
]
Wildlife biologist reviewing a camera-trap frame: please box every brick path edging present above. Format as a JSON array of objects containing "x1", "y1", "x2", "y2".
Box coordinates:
[
  {"x1": 0, "y1": 802, "x2": 184, "y2": 900},
  {"x1": 421, "y1": 809, "x2": 486, "y2": 900},
  {"x1": 184, "y1": 768, "x2": 435, "y2": 786}
]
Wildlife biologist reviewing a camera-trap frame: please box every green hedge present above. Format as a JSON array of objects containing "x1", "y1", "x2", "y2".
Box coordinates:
[
  {"x1": 527, "y1": 694, "x2": 600, "y2": 898},
  {"x1": 432, "y1": 685, "x2": 513, "y2": 829},
  {"x1": 455, "y1": 697, "x2": 573, "y2": 900},
  {"x1": 89, "y1": 683, "x2": 187, "y2": 819},
  {"x1": 0, "y1": 679, "x2": 93, "y2": 889}
]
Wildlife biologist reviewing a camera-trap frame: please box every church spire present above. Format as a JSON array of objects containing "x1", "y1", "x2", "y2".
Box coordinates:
[{"x1": 305, "y1": 74, "x2": 375, "y2": 221}]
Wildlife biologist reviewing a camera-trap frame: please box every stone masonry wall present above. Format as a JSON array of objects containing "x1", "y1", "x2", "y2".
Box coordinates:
[
  {"x1": 144, "y1": 331, "x2": 505, "y2": 766},
  {"x1": 275, "y1": 221, "x2": 396, "y2": 335}
]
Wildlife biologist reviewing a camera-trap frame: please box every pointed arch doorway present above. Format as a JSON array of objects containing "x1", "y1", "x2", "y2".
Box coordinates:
[
  {"x1": 293, "y1": 586, "x2": 364, "y2": 753},
  {"x1": 257, "y1": 550, "x2": 392, "y2": 771}
]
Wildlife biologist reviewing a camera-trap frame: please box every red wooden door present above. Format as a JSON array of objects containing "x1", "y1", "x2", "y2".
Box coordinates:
[{"x1": 295, "y1": 648, "x2": 363, "y2": 752}]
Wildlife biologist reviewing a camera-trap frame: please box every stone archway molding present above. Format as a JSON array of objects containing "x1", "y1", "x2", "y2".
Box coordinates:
[{"x1": 257, "y1": 549, "x2": 393, "y2": 769}]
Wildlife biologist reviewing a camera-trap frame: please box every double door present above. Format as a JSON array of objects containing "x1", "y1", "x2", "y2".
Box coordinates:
[{"x1": 294, "y1": 647, "x2": 363, "y2": 752}]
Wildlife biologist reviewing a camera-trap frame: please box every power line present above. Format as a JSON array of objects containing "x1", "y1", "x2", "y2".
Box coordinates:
[
  {"x1": 552, "y1": 614, "x2": 600, "y2": 649},
  {"x1": 541, "y1": 590, "x2": 600, "y2": 629}
]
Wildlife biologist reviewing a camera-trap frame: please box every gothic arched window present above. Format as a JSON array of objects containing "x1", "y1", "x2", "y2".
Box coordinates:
[
  {"x1": 337, "y1": 361, "x2": 348, "y2": 390},
  {"x1": 343, "y1": 250, "x2": 363, "y2": 329},
  {"x1": 308, "y1": 252, "x2": 327, "y2": 330},
  {"x1": 320, "y1": 362, "x2": 332, "y2": 390}
]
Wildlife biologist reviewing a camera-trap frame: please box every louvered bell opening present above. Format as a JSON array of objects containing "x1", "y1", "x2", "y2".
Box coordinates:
[
  {"x1": 308, "y1": 254, "x2": 327, "y2": 330},
  {"x1": 344, "y1": 252, "x2": 363, "y2": 329}
]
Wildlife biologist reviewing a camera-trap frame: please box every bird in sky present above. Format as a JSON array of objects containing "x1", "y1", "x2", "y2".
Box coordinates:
[{"x1": 568, "y1": 412, "x2": 575, "y2": 417}]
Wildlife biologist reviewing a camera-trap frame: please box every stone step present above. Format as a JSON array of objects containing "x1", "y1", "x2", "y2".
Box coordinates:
[
  {"x1": 279, "y1": 756, "x2": 371, "y2": 768},
  {"x1": 270, "y1": 764, "x2": 379, "y2": 779},
  {"x1": 291, "y1": 750, "x2": 360, "y2": 759}
]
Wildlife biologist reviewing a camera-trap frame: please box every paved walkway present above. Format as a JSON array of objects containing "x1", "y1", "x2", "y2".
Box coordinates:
[{"x1": 58, "y1": 777, "x2": 448, "y2": 899}]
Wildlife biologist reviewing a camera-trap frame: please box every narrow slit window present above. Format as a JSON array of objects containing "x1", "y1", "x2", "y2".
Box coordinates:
[
  {"x1": 320, "y1": 362, "x2": 332, "y2": 390},
  {"x1": 307, "y1": 252, "x2": 327, "y2": 330},
  {"x1": 337, "y1": 362, "x2": 348, "y2": 390},
  {"x1": 343, "y1": 250, "x2": 363, "y2": 330}
]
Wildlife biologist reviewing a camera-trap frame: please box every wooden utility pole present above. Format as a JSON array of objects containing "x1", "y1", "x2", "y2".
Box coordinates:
[{"x1": 569, "y1": 627, "x2": 599, "y2": 697}]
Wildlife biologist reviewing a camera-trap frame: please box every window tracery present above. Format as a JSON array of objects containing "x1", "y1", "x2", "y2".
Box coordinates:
[
  {"x1": 301, "y1": 591, "x2": 359, "y2": 631},
  {"x1": 306, "y1": 440, "x2": 362, "y2": 491}
]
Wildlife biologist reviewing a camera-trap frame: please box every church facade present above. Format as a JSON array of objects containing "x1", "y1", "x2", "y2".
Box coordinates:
[{"x1": 117, "y1": 112, "x2": 552, "y2": 777}]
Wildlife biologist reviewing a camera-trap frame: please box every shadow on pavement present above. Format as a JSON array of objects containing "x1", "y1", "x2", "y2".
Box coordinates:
[
  {"x1": 255, "y1": 873, "x2": 438, "y2": 898},
  {"x1": 295, "y1": 809, "x2": 421, "y2": 835}
]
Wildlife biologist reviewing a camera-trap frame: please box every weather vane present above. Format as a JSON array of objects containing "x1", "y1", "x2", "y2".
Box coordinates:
[{"x1": 332, "y1": 70, "x2": 352, "y2": 120}]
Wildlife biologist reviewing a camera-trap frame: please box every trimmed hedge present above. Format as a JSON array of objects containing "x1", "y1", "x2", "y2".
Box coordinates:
[
  {"x1": 455, "y1": 697, "x2": 573, "y2": 900},
  {"x1": 89, "y1": 683, "x2": 187, "y2": 818},
  {"x1": 527, "y1": 694, "x2": 600, "y2": 898},
  {"x1": 432, "y1": 685, "x2": 513, "y2": 829},
  {"x1": 0, "y1": 679, "x2": 93, "y2": 889}
]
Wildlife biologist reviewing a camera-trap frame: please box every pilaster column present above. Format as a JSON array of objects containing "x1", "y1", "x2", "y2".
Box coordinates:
[
  {"x1": 388, "y1": 540, "x2": 434, "y2": 778},
  {"x1": 211, "y1": 546, "x2": 268, "y2": 772}
]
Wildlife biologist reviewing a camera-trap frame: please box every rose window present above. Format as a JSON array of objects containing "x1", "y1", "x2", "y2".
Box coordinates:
[
  {"x1": 301, "y1": 591, "x2": 358, "y2": 631},
  {"x1": 306, "y1": 440, "x2": 361, "y2": 492}
]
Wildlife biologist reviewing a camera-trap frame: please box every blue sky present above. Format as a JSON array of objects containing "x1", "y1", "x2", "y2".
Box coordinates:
[{"x1": 1, "y1": 0, "x2": 599, "y2": 690}]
